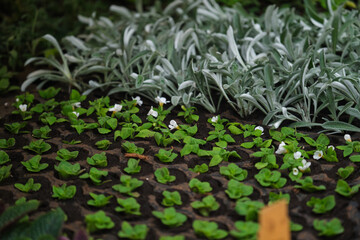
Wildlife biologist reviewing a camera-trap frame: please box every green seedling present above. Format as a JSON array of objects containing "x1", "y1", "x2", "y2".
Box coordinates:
[
  {"x1": 173, "y1": 124, "x2": 198, "y2": 140},
  {"x1": 159, "y1": 236, "x2": 185, "y2": 240},
  {"x1": 335, "y1": 179, "x2": 360, "y2": 198},
  {"x1": 14, "y1": 178, "x2": 41, "y2": 193},
  {"x1": 87, "y1": 193, "x2": 113, "y2": 207},
  {"x1": 0, "y1": 151, "x2": 10, "y2": 165},
  {"x1": 304, "y1": 134, "x2": 338, "y2": 162},
  {"x1": 177, "y1": 105, "x2": 199, "y2": 123},
  {"x1": 254, "y1": 169, "x2": 287, "y2": 188},
  {"x1": 87, "y1": 152, "x2": 108, "y2": 167},
  {"x1": 115, "y1": 197, "x2": 141, "y2": 215},
  {"x1": 0, "y1": 138, "x2": 15, "y2": 148},
  {"x1": 313, "y1": 218, "x2": 344, "y2": 237},
  {"x1": 154, "y1": 129, "x2": 177, "y2": 147},
  {"x1": 5, "y1": 122, "x2": 28, "y2": 134},
  {"x1": 227, "y1": 123, "x2": 263, "y2": 138},
  {"x1": 268, "y1": 191, "x2": 290, "y2": 204},
  {"x1": 38, "y1": 86, "x2": 61, "y2": 99},
  {"x1": 21, "y1": 155, "x2": 48, "y2": 172},
  {"x1": 85, "y1": 210, "x2": 115, "y2": 233},
  {"x1": 115, "y1": 99, "x2": 142, "y2": 123},
  {"x1": 71, "y1": 120, "x2": 98, "y2": 135},
  {"x1": 52, "y1": 183, "x2": 76, "y2": 200},
  {"x1": 207, "y1": 123, "x2": 235, "y2": 148},
  {"x1": 198, "y1": 147, "x2": 241, "y2": 167},
  {"x1": 56, "y1": 148, "x2": 79, "y2": 161},
  {"x1": 152, "y1": 207, "x2": 187, "y2": 228},
  {"x1": 241, "y1": 137, "x2": 272, "y2": 149},
  {"x1": 225, "y1": 179, "x2": 253, "y2": 199},
  {"x1": 189, "y1": 178, "x2": 212, "y2": 194},
  {"x1": 95, "y1": 139, "x2": 112, "y2": 150},
  {"x1": 97, "y1": 116, "x2": 118, "y2": 134},
  {"x1": 161, "y1": 191, "x2": 182, "y2": 207},
  {"x1": 191, "y1": 195, "x2": 219, "y2": 216},
  {"x1": 39, "y1": 112, "x2": 66, "y2": 126},
  {"x1": 80, "y1": 167, "x2": 109, "y2": 185},
  {"x1": 220, "y1": 163, "x2": 248, "y2": 181},
  {"x1": 54, "y1": 161, "x2": 84, "y2": 179},
  {"x1": 291, "y1": 222, "x2": 303, "y2": 232},
  {"x1": 307, "y1": 195, "x2": 336, "y2": 214},
  {"x1": 337, "y1": 166, "x2": 355, "y2": 179},
  {"x1": 180, "y1": 136, "x2": 206, "y2": 156},
  {"x1": 62, "y1": 139, "x2": 81, "y2": 145},
  {"x1": 336, "y1": 139, "x2": 360, "y2": 158},
  {"x1": 31, "y1": 99, "x2": 59, "y2": 113},
  {"x1": 154, "y1": 167, "x2": 176, "y2": 184},
  {"x1": 0, "y1": 164, "x2": 11, "y2": 182},
  {"x1": 155, "y1": 148, "x2": 178, "y2": 163},
  {"x1": 32, "y1": 126, "x2": 52, "y2": 139},
  {"x1": 230, "y1": 221, "x2": 259, "y2": 240},
  {"x1": 235, "y1": 198, "x2": 265, "y2": 221},
  {"x1": 189, "y1": 163, "x2": 209, "y2": 174},
  {"x1": 294, "y1": 177, "x2": 326, "y2": 192},
  {"x1": 269, "y1": 127, "x2": 306, "y2": 142},
  {"x1": 112, "y1": 175, "x2": 143, "y2": 197},
  {"x1": 12, "y1": 103, "x2": 32, "y2": 120},
  {"x1": 87, "y1": 96, "x2": 110, "y2": 117},
  {"x1": 122, "y1": 141, "x2": 144, "y2": 154},
  {"x1": 124, "y1": 158, "x2": 141, "y2": 174},
  {"x1": 118, "y1": 221, "x2": 148, "y2": 240},
  {"x1": 252, "y1": 147, "x2": 278, "y2": 169},
  {"x1": 114, "y1": 122, "x2": 154, "y2": 140},
  {"x1": 192, "y1": 220, "x2": 228, "y2": 240},
  {"x1": 23, "y1": 139, "x2": 51, "y2": 155}
]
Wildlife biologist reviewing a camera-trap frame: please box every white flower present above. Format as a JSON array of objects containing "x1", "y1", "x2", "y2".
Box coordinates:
[
  {"x1": 211, "y1": 116, "x2": 218, "y2": 123},
  {"x1": 72, "y1": 111, "x2": 79, "y2": 118},
  {"x1": 292, "y1": 168, "x2": 299, "y2": 176},
  {"x1": 344, "y1": 134, "x2": 352, "y2": 142},
  {"x1": 19, "y1": 104, "x2": 27, "y2": 112},
  {"x1": 313, "y1": 150, "x2": 323, "y2": 160},
  {"x1": 155, "y1": 96, "x2": 169, "y2": 106},
  {"x1": 298, "y1": 159, "x2": 311, "y2": 172},
  {"x1": 109, "y1": 104, "x2": 122, "y2": 113},
  {"x1": 255, "y1": 126, "x2": 264, "y2": 135},
  {"x1": 72, "y1": 102, "x2": 81, "y2": 108},
  {"x1": 275, "y1": 141, "x2": 287, "y2": 154},
  {"x1": 168, "y1": 120, "x2": 179, "y2": 130},
  {"x1": 132, "y1": 96, "x2": 143, "y2": 106},
  {"x1": 16, "y1": 98, "x2": 19, "y2": 102},
  {"x1": 294, "y1": 151, "x2": 302, "y2": 160},
  {"x1": 147, "y1": 106, "x2": 158, "y2": 118},
  {"x1": 328, "y1": 145, "x2": 335, "y2": 150}
]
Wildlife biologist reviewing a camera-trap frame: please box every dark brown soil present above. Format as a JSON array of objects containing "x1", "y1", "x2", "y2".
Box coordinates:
[{"x1": 0, "y1": 87, "x2": 359, "y2": 240}]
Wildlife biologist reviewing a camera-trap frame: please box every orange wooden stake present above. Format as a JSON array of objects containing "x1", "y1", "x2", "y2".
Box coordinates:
[{"x1": 258, "y1": 200, "x2": 290, "y2": 240}]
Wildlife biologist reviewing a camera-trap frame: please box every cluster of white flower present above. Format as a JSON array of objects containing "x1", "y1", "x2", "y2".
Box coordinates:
[{"x1": 19, "y1": 104, "x2": 27, "y2": 112}]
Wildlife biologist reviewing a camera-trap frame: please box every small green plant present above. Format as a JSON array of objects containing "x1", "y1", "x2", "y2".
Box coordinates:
[
  {"x1": 180, "y1": 136, "x2": 206, "y2": 156},
  {"x1": 191, "y1": 195, "x2": 220, "y2": 216},
  {"x1": 198, "y1": 147, "x2": 241, "y2": 167},
  {"x1": 0, "y1": 151, "x2": 10, "y2": 165},
  {"x1": 235, "y1": 198, "x2": 265, "y2": 221},
  {"x1": 4, "y1": 122, "x2": 28, "y2": 134},
  {"x1": 189, "y1": 178, "x2": 212, "y2": 194},
  {"x1": 115, "y1": 197, "x2": 141, "y2": 215},
  {"x1": 23, "y1": 139, "x2": 51, "y2": 155},
  {"x1": 254, "y1": 169, "x2": 287, "y2": 188},
  {"x1": 220, "y1": 163, "x2": 248, "y2": 181},
  {"x1": 62, "y1": 139, "x2": 81, "y2": 145},
  {"x1": 124, "y1": 158, "x2": 141, "y2": 174},
  {"x1": 87, "y1": 193, "x2": 113, "y2": 207},
  {"x1": 335, "y1": 179, "x2": 360, "y2": 198},
  {"x1": 52, "y1": 183, "x2": 76, "y2": 200},
  {"x1": 80, "y1": 167, "x2": 109, "y2": 185},
  {"x1": 152, "y1": 207, "x2": 187, "y2": 228},
  {"x1": 14, "y1": 178, "x2": 41, "y2": 193},
  {"x1": 38, "y1": 87, "x2": 61, "y2": 99},
  {"x1": 85, "y1": 210, "x2": 115, "y2": 233},
  {"x1": 56, "y1": 148, "x2": 79, "y2": 161},
  {"x1": 87, "y1": 152, "x2": 108, "y2": 167},
  {"x1": 192, "y1": 220, "x2": 228, "y2": 239},
  {"x1": 32, "y1": 126, "x2": 52, "y2": 139},
  {"x1": 306, "y1": 195, "x2": 336, "y2": 214},
  {"x1": 21, "y1": 155, "x2": 48, "y2": 172},
  {"x1": 122, "y1": 141, "x2": 144, "y2": 154},
  {"x1": 161, "y1": 191, "x2": 182, "y2": 207},
  {"x1": 154, "y1": 167, "x2": 176, "y2": 184},
  {"x1": 97, "y1": 116, "x2": 118, "y2": 134},
  {"x1": 268, "y1": 192, "x2": 290, "y2": 204},
  {"x1": 155, "y1": 148, "x2": 178, "y2": 163},
  {"x1": 112, "y1": 175, "x2": 143, "y2": 197},
  {"x1": 118, "y1": 221, "x2": 148, "y2": 240},
  {"x1": 313, "y1": 218, "x2": 344, "y2": 237},
  {"x1": 294, "y1": 177, "x2": 326, "y2": 192},
  {"x1": 337, "y1": 166, "x2": 355, "y2": 179},
  {"x1": 95, "y1": 139, "x2": 112, "y2": 150},
  {"x1": 206, "y1": 123, "x2": 235, "y2": 148},
  {"x1": 241, "y1": 137, "x2": 272, "y2": 149},
  {"x1": 251, "y1": 147, "x2": 278, "y2": 169},
  {"x1": 159, "y1": 236, "x2": 185, "y2": 240},
  {"x1": 87, "y1": 96, "x2": 110, "y2": 117},
  {"x1": 228, "y1": 123, "x2": 263, "y2": 138},
  {"x1": 225, "y1": 179, "x2": 253, "y2": 199},
  {"x1": 189, "y1": 163, "x2": 209, "y2": 173},
  {"x1": 0, "y1": 164, "x2": 12, "y2": 182},
  {"x1": 229, "y1": 221, "x2": 259, "y2": 240},
  {"x1": 304, "y1": 134, "x2": 338, "y2": 162},
  {"x1": 40, "y1": 112, "x2": 66, "y2": 126},
  {"x1": 0, "y1": 138, "x2": 15, "y2": 148},
  {"x1": 269, "y1": 127, "x2": 305, "y2": 142},
  {"x1": 0, "y1": 66, "x2": 18, "y2": 94},
  {"x1": 54, "y1": 161, "x2": 84, "y2": 179},
  {"x1": 177, "y1": 105, "x2": 199, "y2": 123}
]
